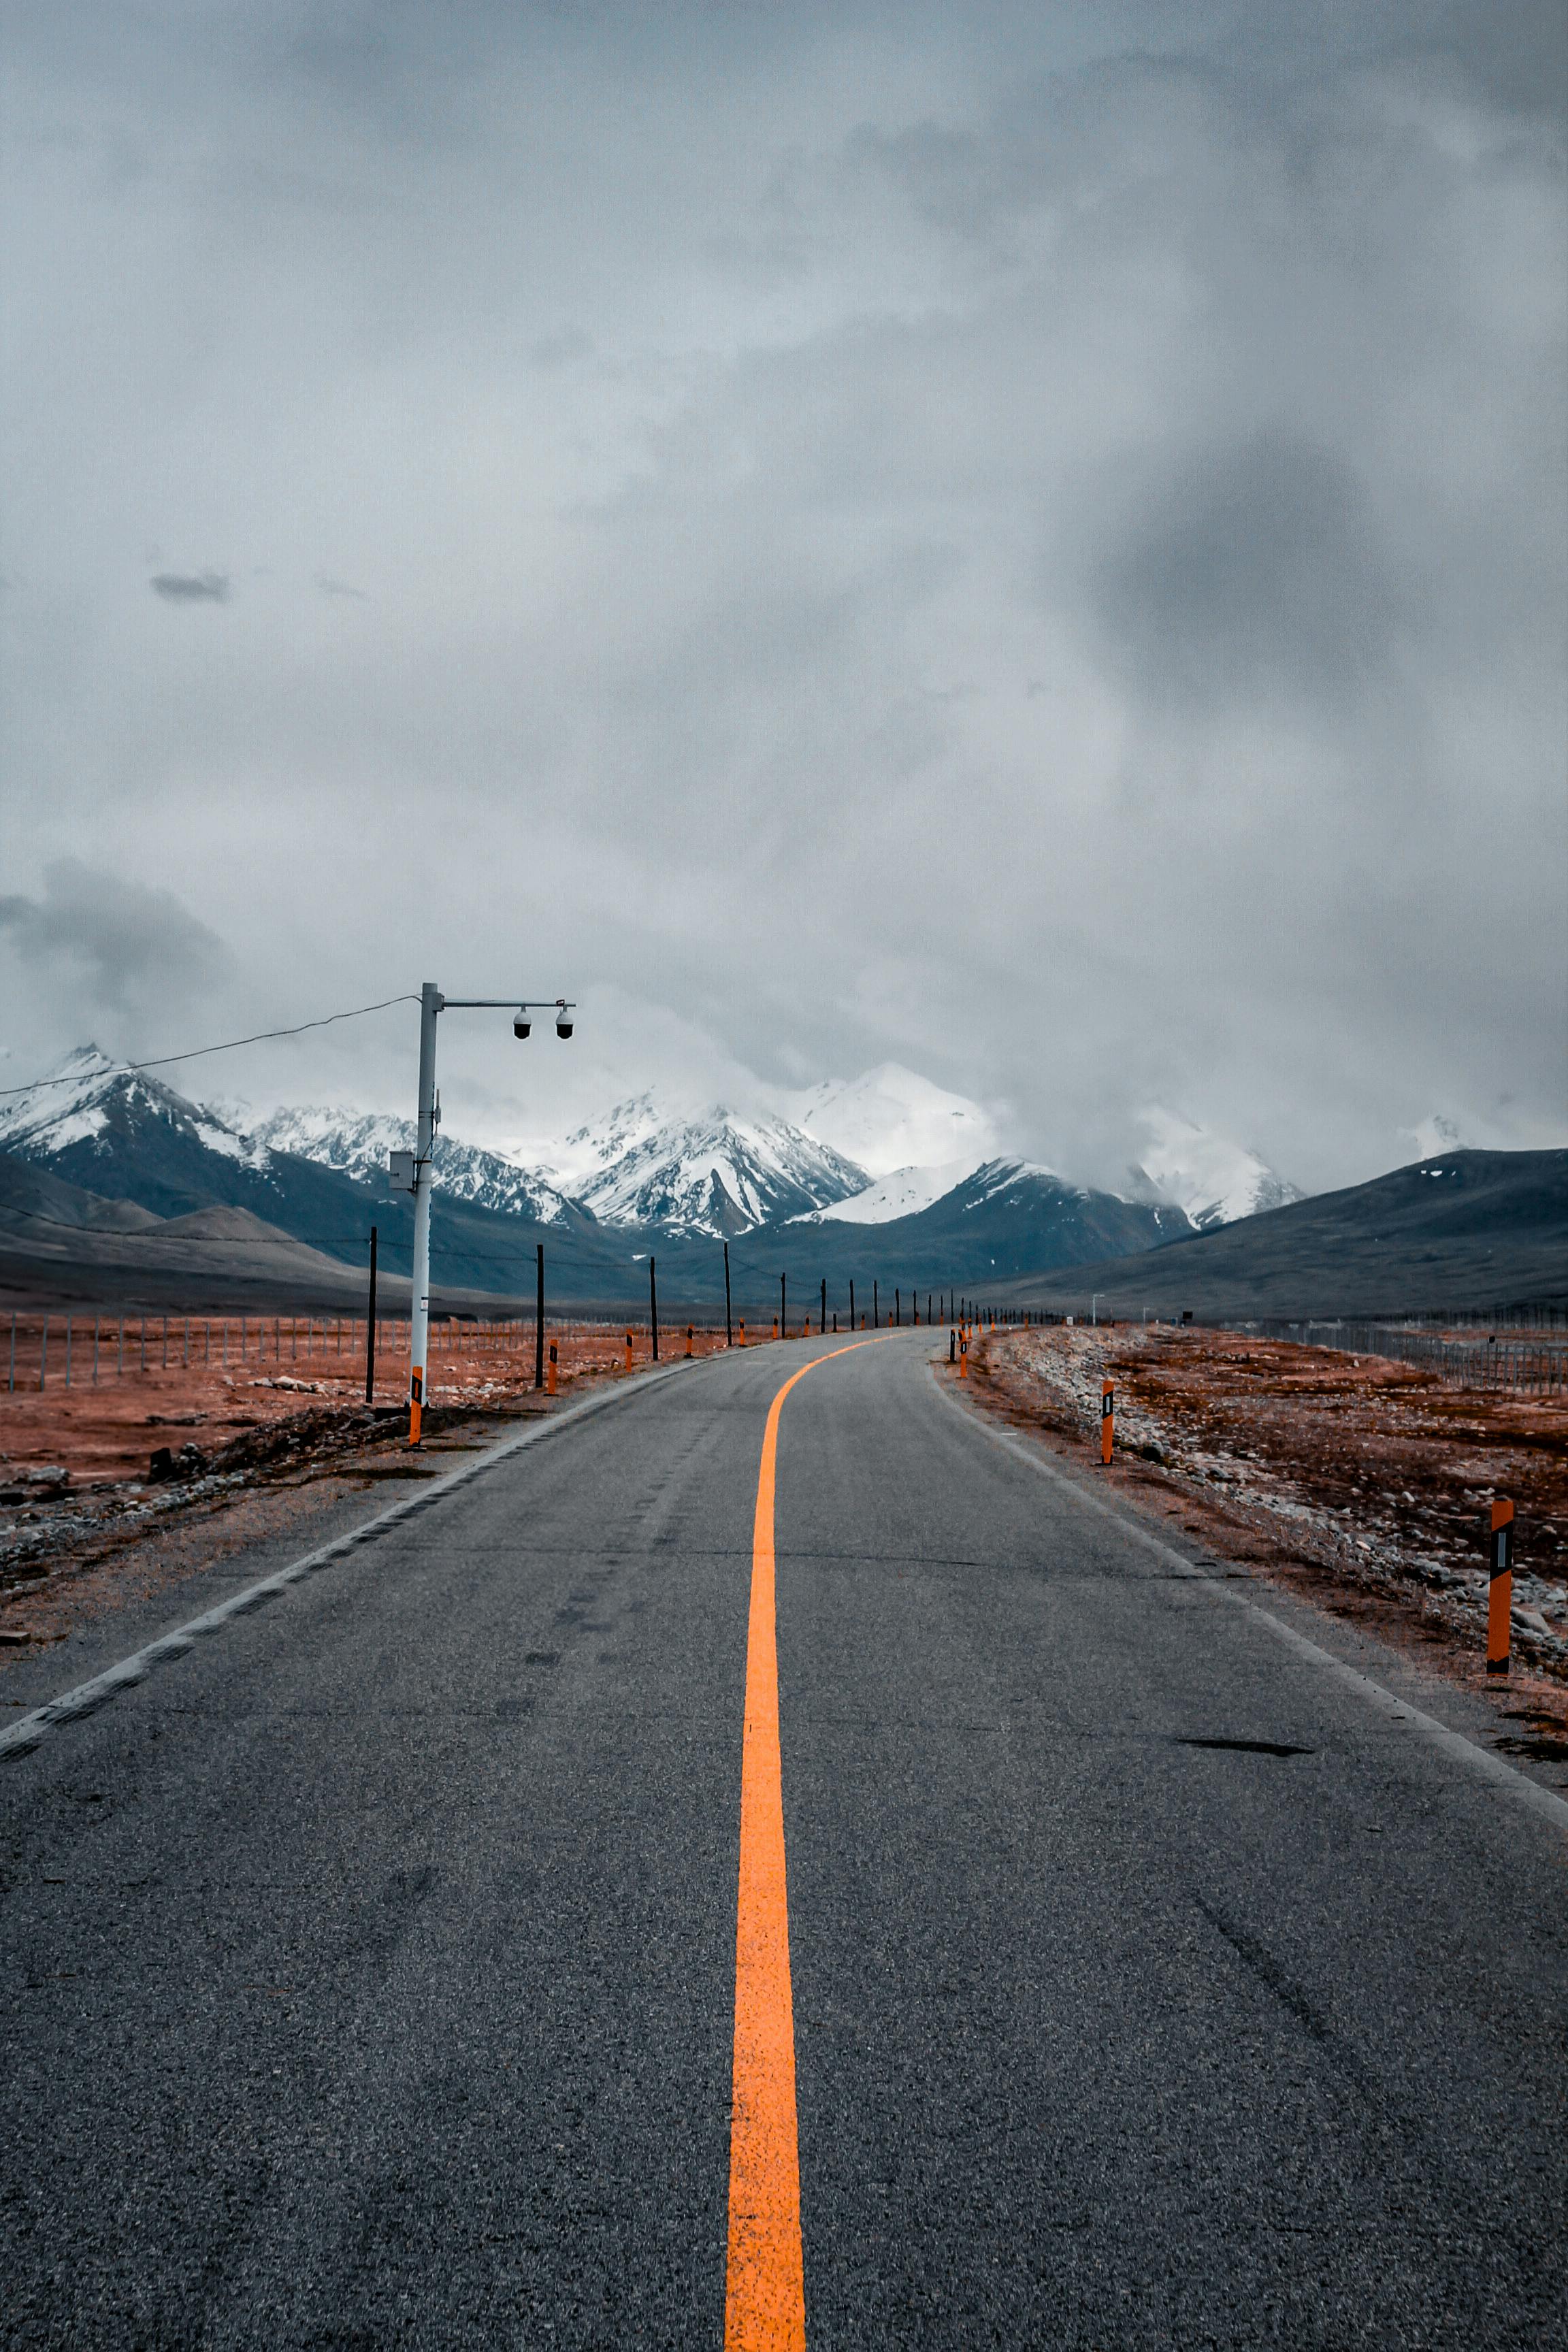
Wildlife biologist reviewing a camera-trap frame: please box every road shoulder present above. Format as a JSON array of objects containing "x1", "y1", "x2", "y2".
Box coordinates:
[{"x1": 931, "y1": 1336, "x2": 1568, "y2": 1822}]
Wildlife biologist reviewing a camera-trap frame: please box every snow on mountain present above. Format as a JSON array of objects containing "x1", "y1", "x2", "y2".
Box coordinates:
[
  {"x1": 244, "y1": 1105, "x2": 576, "y2": 1224},
  {"x1": 792, "y1": 1155, "x2": 985, "y2": 1226},
  {"x1": 0, "y1": 1052, "x2": 1290, "y2": 1256},
  {"x1": 1133, "y1": 1108, "x2": 1303, "y2": 1231},
  {"x1": 537, "y1": 1092, "x2": 670, "y2": 1192},
  {"x1": 0, "y1": 1045, "x2": 272, "y2": 1171},
  {"x1": 561, "y1": 1096, "x2": 870, "y2": 1235},
  {"x1": 960, "y1": 1157, "x2": 1071, "y2": 1207},
  {"x1": 785, "y1": 1062, "x2": 998, "y2": 1177}
]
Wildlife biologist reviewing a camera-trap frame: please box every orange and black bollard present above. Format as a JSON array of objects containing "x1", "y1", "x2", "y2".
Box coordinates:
[
  {"x1": 772, "y1": 1317, "x2": 779, "y2": 1340},
  {"x1": 738, "y1": 1320, "x2": 746, "y2": 1347},
  {"x1": 624, "y1": 1328, "x2": 634, "y2": 1373},
  {"x1": 958, "y1": 1333, "x2": 968, "y2": 1379},
  {"x1": 1487, "y1": 1498, "x2": 1514, "y2": 1676},
  {"x1": 546, "y1": 1341, "x2": 558, "y2": 1397},
  {"x1": 1100, "y1": 1378, "x2": 1114, "y2": 1465},
  {"x1": 685, "y1": 1322, "x2": 694, "y2": 1358}
]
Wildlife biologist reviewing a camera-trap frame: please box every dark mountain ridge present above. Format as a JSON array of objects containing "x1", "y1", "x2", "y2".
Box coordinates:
[{"x1": 1010, "y1": 1149, "x2": 1568, "y2": 1319}]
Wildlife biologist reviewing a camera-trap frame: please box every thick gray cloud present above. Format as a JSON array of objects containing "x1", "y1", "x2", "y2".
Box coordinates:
[
  {"x1": 1088, "y1": 431, "x2": 1397, "y2": 710},
  {"x1": 150, "y1": 572, "x2": 230, "y2": 602},
  {"x1": 1, "y1": 3, "x2": 1562, "y2": 1188},
  {"x1": 0, "y1": 860, "x2": 235, "y2": 1040}
]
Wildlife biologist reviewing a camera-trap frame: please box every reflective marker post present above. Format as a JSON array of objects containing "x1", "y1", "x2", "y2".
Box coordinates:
[
  {"x1": 1487, "y1": 1498, "x2": 1515, "y2": 1677},
  {"x1": 1101, "y1": 1378, "x2": 1115, "y2": 1466}
]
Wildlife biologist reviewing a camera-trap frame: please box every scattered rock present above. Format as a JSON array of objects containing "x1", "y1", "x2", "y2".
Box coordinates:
[{"x1": 148, "y1": 1443, "x2": 209, "y2": 1484}]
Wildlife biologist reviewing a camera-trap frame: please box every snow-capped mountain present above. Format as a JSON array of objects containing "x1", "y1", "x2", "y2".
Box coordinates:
[
  {"x1": 0, "y1": 1046, "x2": 272, "y2": 1183},
  {"x1": 559, "y1": 1096, "x2": 870, "y2": 1236},
  {"x1": 0, "y1": 1047, "x2": 636, "y2": 1294},
  {"x1": 537, "y1": 1093, "x2": 670, "y2": 1192},
  {"x1": 785, "y1": 1062, "x2": 998, "y2": 1177},
  {"x1": 245, "y1": 1106, "x2": 576, "y2": 1226},
  {"x1": 1133, "y1": 1108, "x2": 1303, "y2": 1231}
]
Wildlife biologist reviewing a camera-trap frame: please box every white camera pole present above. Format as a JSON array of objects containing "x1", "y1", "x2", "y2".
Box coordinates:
[
  {"x1": 407, "y1": 980, "x2": 442, "y2": 1442},
  {"x1": 395, "y1": 981, "x2": 575, "y2": 1447}
]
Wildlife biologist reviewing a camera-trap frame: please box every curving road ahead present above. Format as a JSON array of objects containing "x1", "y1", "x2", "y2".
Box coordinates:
[{"x1": 1, "y1": 1331, "x2": 1563, "y2": 2348}]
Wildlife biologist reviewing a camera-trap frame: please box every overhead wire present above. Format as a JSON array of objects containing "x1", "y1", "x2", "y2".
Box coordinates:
[{"x1": 0, "y1": 996, "x2": 421, "y2": 1098}]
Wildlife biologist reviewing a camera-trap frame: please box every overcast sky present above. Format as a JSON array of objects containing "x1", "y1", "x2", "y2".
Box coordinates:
[{"x1": 2, "y1": 1, "x2": 1563, "y2": 1192}]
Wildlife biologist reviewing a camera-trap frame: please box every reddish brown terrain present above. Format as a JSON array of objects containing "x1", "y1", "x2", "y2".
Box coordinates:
[{"x1": 960, "y1": 1321, "x2": 1568, "y2": 1757}]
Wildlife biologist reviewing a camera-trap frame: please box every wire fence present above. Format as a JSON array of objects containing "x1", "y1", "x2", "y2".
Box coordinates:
[
  {"x1": 0, "y1": 1309, "x2": 742, "y2": 1396},
  {"x1": 1, "y1": 1301, "x2": 908, "y2": 1396},
  {"x1": 1254, "y1": 1317, "x2": 1568, "y2": 1396}
]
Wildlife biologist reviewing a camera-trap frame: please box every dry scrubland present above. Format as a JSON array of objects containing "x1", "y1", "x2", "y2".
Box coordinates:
[{"x1": 964, "y1": 1323, "x2": 1568, "y2": 1758}]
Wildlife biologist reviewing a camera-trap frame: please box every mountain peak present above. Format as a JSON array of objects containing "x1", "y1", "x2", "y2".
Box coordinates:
[
  {"x1": 0, "y1": 1043, "x2": 270, "y2": 1194},
  {"x1": 1134, "y1": 1107, "x2": 1303, "y2": 1230},
  {"x1": 785, "y1": 1063, "x2": 1000, "y2": 1177},
  {"x1": 561, "y1": 1100, "x2": 870, "y2": 1236}
]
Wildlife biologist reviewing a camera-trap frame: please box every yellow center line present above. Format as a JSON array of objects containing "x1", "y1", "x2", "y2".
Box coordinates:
[{"x1": 725, "y1": 1335, "x2": 898, "y2": 2352}]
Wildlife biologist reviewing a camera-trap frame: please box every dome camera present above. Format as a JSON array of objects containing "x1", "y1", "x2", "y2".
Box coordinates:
[
  {"x1": 513, "y1": 1013, "x2": 532, "y2": 1039},
  {"x1": 555, "y1": 1017, "x2": 574, "y2": 1039},
  {"x1": 555, "y1": 998, "x2": 574, "y2": 1040}
]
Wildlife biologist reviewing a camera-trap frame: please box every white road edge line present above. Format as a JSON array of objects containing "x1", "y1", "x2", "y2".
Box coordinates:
[
  {"x1": 0, "y1": 1358, "x2": 701, "y2": 1763},
  {"x1": 926, "y1": 1354, "x2": 1568, "y2": 1839}
]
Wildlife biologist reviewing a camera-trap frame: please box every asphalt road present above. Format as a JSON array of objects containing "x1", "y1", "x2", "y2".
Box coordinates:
[{"x1": 1, "y1": 1333, "x2": 1563, "y2": 2348}]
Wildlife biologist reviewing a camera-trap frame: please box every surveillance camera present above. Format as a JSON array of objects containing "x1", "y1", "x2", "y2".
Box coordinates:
[
  {"x1": 514, "y1": 1015, "x2": 532, "y2": 1039},
  {"x1": 555, "y1": 1018, "x2": 573, "y2": 1039}
]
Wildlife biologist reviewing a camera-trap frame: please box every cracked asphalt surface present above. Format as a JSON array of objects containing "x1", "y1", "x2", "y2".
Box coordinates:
[{"x1": 1, "y1": 1333, "x2": 1563, "y2": 2347}]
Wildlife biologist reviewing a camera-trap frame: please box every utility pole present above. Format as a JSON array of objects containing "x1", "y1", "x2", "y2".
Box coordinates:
[
  {"x1": 394, "y1": 981, "x2": 574, "y2": 1445},
  {"x1": 364, "y1": 1225, "x2": 378, "y2": 1402},
  {"x1": 535, "y1": 1243, "x2": 545, "y2": 1390},
  {"x1": 650, "y1": 1256, "x2": 659, "y2": 1360},
  {"x1": 723, "y1": 1241, "x2": 732, "y2": 1347}
]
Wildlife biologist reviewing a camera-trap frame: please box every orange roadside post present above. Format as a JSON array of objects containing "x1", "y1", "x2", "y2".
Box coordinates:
[
  {"x1": 958, "y1": 1333, "x2": 968, "y2": 1379},
  {"x1": 546, "y1": 1341, "x2": 558, "y2": 1396},
  {"x1": 772, "y1": 1317, "x2": 779, "y2": 1341},
  {"x1": 1101, "y1": 1377, "x2": 1114, "y2": 1465},
  {"x1": 685, "y1": 1322, "x2": 694, "y2": 1358},
  {"x1": 1487, "y1": 1498, "x2": 1514, "y2": 1676},
  {"x1": 624, "y1": 1328, "x2": 634, "y2": 1373},
  {"x1": 738, "y1": 1320, "x2": 747, "y2": 1347}
]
